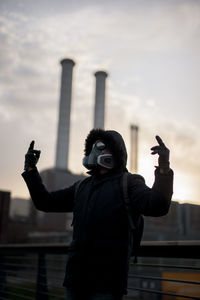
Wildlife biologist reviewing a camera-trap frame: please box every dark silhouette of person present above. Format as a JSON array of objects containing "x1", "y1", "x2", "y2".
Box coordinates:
[{"x1": 22, "y1": 128, "x2": 173, "y2": 300}]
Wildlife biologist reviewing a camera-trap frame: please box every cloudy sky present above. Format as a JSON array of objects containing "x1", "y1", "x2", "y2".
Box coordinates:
[{"x1": 0, "y1": 0, "x2": 200, "y2": 204}]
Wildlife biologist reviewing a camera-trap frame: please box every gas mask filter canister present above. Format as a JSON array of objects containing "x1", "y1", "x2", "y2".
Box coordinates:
[{"x1": 83, "y1": 141, "x2": 114, "y2": 170}]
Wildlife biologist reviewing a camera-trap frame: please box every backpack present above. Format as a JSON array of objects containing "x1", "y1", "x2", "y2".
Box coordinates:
[
  {"x1": 74, "y1": 172, "x2": 144, "y2": 263},
  {"x1": 122, "y1": 172, "x2": 144, "y2": 263}
]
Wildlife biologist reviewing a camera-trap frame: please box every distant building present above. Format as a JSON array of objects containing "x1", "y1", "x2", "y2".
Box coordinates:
[
  {"x1": 0, "y1": 190, "x2": 11, "y2": 243},
  {"x1": 143, "y1": 200, "x2": 200, "y2": 241},
  {"x1": 180, "y1": 203, "x2": 200, "y2": 239},
  {"x1": 2, "y1": 186, "x2": 200, "y2": 244},
  {"x1": 9, "y1": 197, "x2": 30, "y2": 221}
]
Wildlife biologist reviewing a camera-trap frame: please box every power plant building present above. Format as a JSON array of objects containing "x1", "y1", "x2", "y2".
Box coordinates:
[{"x1": 3, "y1": 57, "x2": 200, "y2": 245}]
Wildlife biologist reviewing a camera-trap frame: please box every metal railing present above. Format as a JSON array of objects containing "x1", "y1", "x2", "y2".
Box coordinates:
[{"x1": 0, "y1": 241, "x2": 200, "y2": 299}]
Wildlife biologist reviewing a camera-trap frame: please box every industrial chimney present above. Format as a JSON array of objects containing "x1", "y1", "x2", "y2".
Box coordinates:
[
  {"x1": 130, "y1": 125, "x2": 139, "y2": 173},
  {"x1": 94, "y1": 71, "x2": 108, "y2": 129},
  {"x1": 55, "y1": 58, "x2": 75, "y2": 170}
]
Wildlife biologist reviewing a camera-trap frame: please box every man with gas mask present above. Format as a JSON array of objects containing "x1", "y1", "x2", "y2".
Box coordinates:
[
  {"x1": 22, "y1": 128, "x2": 173, "y2": 300},
  {"x1": 83, "y1": 140, "x2": 114, "y2": 172}
]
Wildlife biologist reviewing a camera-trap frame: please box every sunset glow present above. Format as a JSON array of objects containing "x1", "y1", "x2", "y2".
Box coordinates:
[{"x1": 0, "y1": 0, "x2": 200, "y2": 205}]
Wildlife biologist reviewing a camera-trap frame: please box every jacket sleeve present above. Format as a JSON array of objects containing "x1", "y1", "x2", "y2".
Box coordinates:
[
  {"x1": 21, "y1": 167, "x2": 75, "y2": 213},
  {"x1": 128, "y1": 168, "x2": 174, "y2": 217}
]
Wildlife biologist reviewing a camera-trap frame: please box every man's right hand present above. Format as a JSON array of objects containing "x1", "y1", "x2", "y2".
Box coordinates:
[{"x1": 24, "y1": 141, "x2": 41, "y2": 171}]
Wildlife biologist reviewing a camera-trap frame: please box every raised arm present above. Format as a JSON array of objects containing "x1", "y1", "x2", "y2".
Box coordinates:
[
  {"x1": 128, "y1": 135, "x2": 174, "y2": 217},
  {"x1": 128, "y1": 169, "x2": 173, "y2": 217},
  {"x1": 22, "y1": 141, "x2": 75, "y2": 212},
  {"x1": 21, "y1": 167, "x2": 75, "y2": 212}
]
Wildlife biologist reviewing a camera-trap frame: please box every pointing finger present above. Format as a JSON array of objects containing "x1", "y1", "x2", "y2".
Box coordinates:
[
  {"x1": 155, "y1": 135, "x2": 165, "y2": 147},
  {"x1": 29, "y1": 140, "x2": 35, "y2": 151}
]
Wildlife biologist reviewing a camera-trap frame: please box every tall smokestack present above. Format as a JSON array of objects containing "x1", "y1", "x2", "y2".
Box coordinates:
[
  {"x1": 94, "y1": 71, "x2": 108, "y2": 129},
  {"x1": 130, "y1": 125, "x2": 139, "y2": 173},
  {"x1": 55, "y1": 58, "x2": 75, "y2": 170}
]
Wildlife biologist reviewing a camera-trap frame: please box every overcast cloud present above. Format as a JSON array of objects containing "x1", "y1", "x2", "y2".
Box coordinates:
[{"x1": 0, "y1": 0, "x2": 200, "y2": 203}]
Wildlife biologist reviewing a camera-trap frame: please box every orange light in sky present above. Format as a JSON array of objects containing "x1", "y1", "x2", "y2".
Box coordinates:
[{"x1": 139, "y1": 158, "x2": 198, "y2": 204}]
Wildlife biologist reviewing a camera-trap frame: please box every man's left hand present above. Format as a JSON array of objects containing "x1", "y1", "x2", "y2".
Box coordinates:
[{"x1": 151, "y1": 135, "x2": 170, "y2": 174}]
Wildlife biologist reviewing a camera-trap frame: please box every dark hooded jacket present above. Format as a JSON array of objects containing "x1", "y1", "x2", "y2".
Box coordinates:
[{"x1": 21, "y1": 128, "x2": 173, "y2": 295}]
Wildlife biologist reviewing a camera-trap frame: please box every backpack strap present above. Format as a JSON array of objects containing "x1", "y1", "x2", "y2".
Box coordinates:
[
  {"x1": 71, "y1": 179, "x2": 84, "y2": 226},
  {"x1": 122, "y1": 172, "x2": 136, "y2": 231},
  {"x1": 121, "y1": 172, "x2": 144, "y2": 263}
]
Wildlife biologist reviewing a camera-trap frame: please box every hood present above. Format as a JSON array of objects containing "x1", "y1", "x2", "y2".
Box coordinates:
[{"x1": 84, "y1": 128, "x2": 128, "y2": 172}]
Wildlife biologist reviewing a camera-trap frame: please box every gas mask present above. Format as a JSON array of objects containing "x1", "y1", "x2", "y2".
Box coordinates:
[{"x1": 83, "y1": 141, "x2": 114, "y2": 170}]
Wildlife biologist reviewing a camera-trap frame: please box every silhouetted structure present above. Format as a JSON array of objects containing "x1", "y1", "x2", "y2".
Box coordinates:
[
  {"x1": 143, "y1": 201, "x2": 200, "y2": 240},
  {"x1": 9, "y1": 197, "x2": 29, "y2": 221},
  {"x1": 130, "y1": 124, "x2": 138, "y2": 173},
  {"x1": 55, "y1": 58, "x2": 75, "y2": 170},
  {"x1": 94, "y1": 71, "x2": 108, "y2": 129},
  {"x1": 0, "y1": 191, "x2": 10, "y2": 243}
]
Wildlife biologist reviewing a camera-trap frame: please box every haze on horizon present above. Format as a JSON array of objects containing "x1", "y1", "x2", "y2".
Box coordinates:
[{"x1": 0, "y1": 0, "x2": 200, "y2": 204}]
